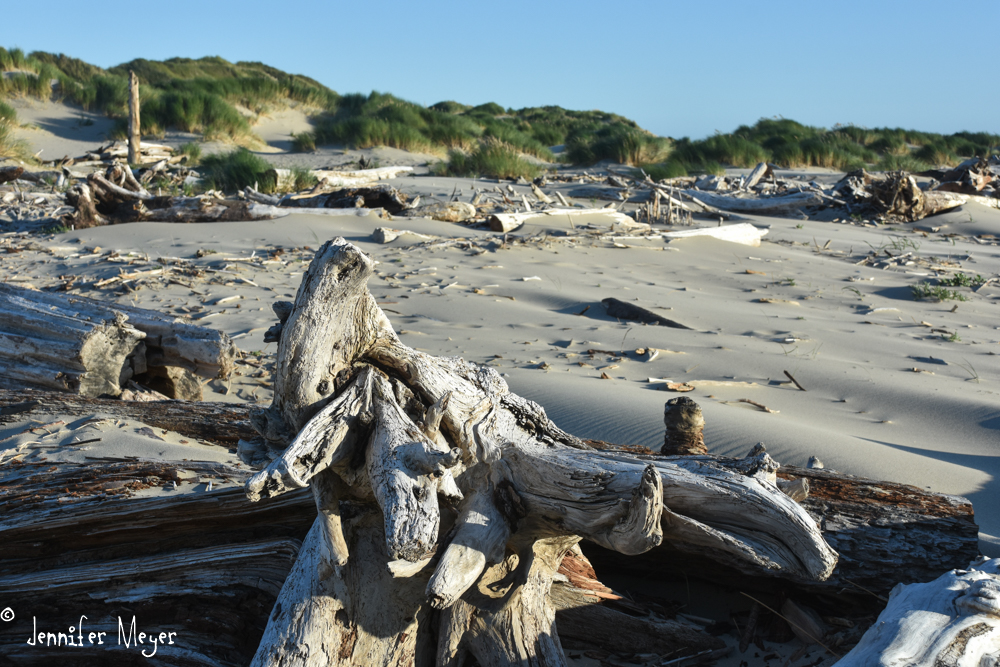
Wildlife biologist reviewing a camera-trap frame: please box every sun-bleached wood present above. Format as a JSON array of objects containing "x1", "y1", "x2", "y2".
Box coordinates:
[
  {"x1": 0, "y1": 283, "x2": 236, "y2": 399},
  {"x1": 0, "y1": 287, "x2": 145, "y2": 396},
  {"x1": 836, "y1": 557, "x2": 1000, "y2": 667},
  {"x1": 127, "y1": 71, "x2": 140, "y2": 165},
  {"x1": 244, "y1": 237, "x2": 837, "y2": 667},
  {"x1": 682, "y1": 189, "x2": 823, "y2": 215},
  {"x1": 266, "y1": 165, "x2": 414, "y2": 190}
]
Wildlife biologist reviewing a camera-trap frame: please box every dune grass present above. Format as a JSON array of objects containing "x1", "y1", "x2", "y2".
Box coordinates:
[
  {"x1": 0, "y1": 99, "x2": 31, "y2": 162},
  {"x1": 4, "y1": 46, "x2": 1000, "y2": 174},
  {"x1": 639, "y1": 118, "x2": 1000, "y2": 181},
  {"x1": 200, "y1": 148, "x2": 275, "y2": 193},
  {"x1": 178, "y1": 141, "x2": 202, "y2": 164},
  {"x1": 438, "y1": 138, "x2": 542, "y2": 180},
  {"x1": 291, "y1": 131, "x2": 316, "y2": 152}
]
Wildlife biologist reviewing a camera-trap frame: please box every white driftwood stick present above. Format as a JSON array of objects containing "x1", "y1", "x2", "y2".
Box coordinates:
[
  {"x1": 664, "y1": 222, "x2": 769, "y2": 247},
  {"x1": 489, "y1": 207, "x2": 636, "y2": 232}
]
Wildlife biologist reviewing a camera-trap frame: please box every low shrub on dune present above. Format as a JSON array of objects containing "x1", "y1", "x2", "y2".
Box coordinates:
[
  {"x1": 200, "y1": 148, "x2": 275, "y2": 193},
  {"x1": 439, "y1": 138, "x2": 542, "y2": 180}
]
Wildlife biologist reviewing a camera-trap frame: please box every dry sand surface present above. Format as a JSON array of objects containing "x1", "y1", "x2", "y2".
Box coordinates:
[{"x1": 3, "y1": 105, "x2": 1000, "y2": 666}]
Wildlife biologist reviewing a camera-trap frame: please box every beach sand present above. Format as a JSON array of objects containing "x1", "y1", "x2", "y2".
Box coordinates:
[{"x1": 3, "y1": 102, "x2": 999, "y2": 666}]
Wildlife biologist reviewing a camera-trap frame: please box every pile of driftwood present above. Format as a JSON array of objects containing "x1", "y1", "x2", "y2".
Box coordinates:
[
  {"x1": 63, "y1": 161, "x2": 281, "y2": 227},
  {"x1": 0, "y1": 239, "x2": 993, "y2": 667},
  {"x1": 559, "y1": 159, "x2": 1000, "y2": 223},
  {"x1": 46, "y1": 139, "x2": 181, "y2": 168},
  {"x1": 0, "y1": 283, "x2": 237, "y2": 399}
]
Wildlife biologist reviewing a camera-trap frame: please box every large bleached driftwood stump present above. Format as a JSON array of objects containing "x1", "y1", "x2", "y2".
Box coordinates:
[{"x1": 243, "y1": 238, "x2": 838, "y2": 667}]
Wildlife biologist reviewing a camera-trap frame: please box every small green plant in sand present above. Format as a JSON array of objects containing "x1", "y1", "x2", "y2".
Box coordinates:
[
  {"x1": 440, "y1": 138, "x2": 541, "y2": 180},
  {"x1": 937, "y1": 273, "x2": 986, "y2": 288},
  {"x1": 946, "y1": 331, "x2": 962, "y2": 343},
  {"x1": 291, "y1": 131, "x2": 316, "y2": 152},
  {"x1": 177, "y1": 141, "x2": 202, "y2": 164},
  {"x1": 956, "y1": 358, "x2": 979, "y2": 382},
  {"x1": 200, "y1": 148, "x2": 275, "y2": 193},
  {"x1": 288, "y1": 166, "x2": 318, "y2": 191},
  {"x1": 910, "y1": 282, "x2": 967, "y2": 302},
  {"x1": 0, "y1": 99, "x2": 32, "y2": 162}
]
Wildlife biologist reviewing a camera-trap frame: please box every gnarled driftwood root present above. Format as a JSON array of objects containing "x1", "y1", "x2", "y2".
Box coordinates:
[{"x1": 244, "y1": 237, "x2": 837, "y2": 666}]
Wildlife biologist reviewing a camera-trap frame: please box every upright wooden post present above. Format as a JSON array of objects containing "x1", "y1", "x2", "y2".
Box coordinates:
[{"x1": 128, "y1": 70, "x2": 140, "y2": 164}]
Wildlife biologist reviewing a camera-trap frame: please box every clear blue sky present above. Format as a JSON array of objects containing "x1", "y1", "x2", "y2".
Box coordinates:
[{"x1": 3, "y1": 0, "x2": 997, "y2": 139}]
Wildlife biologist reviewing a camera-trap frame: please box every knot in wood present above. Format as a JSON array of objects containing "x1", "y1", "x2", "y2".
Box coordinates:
[{"x1": 493, "y1": 479, "x2": 527, "y2": 532}]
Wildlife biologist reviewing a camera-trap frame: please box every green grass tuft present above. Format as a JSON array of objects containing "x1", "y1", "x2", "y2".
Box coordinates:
[
  {"x1": 289, "y1": 166, "x2": 317, "y2": 191},
  {"x1": 875, "y1": 154, "x2": 931, "y2": 172},
  {"x1": 0, "y1": 99, "x2": 31, "y2": 162},
  {"x1": 177, "y1": 141, "x2": 202, "y2": 164},
  {"x1": 291, "y1": 131, "x2": 316, "y2": 152},
  {"x1": 200, "y1": 148, "x2": 275, "y2": 193},
  {"x1": 440, "y1": 138, "x2": 541, "y2": 180}
]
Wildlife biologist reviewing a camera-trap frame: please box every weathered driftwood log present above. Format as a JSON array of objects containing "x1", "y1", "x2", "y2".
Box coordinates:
[
  {"x1": 266, "y1": 166, "x2": 414, "y2": 191},
  {"x1": 128, "y1": 70, "x2": 140, "y2": 165},
  {"x1": 0, "y1": 389, "x2": 257, "y2": 443},
  {"x1": 602, "y1": 296, "x2": 694, "y2": 329},
  {"x1": 0, "y1": 387, "x2": 982, "y2": 664},
  {"x1": 488, "y1": 207, "x2": 635, "y2": 233},
  {"x1": 405, "y1": 201, "x2": 477, "y2": 222},
  {"x1": 280, "y1": 184, "x2": 410, "y2": 214},
  {"x1": 61, "y1": 162, "x2": 284, "y2": 226},
  {"x1": 0, "y1": 284, "x2": 237, "y2": 397},
  {"x1": 242, "y1": 237, "x2": 836, "y2": 667},
  {"x1": 681, "y1": 189, "x2": 824, "y2": 215},
  {"x1": 0, "y1": 165, "x2": 24, "y2": 184},
  {"x1": 0, "y1": 285, "x2": 146, "y2": 396},
  {"x1": 836, "y1": 557, "x2": 1000, "y2": 666},
  {"x1": 743, "y1": 162, "x2": 773, "y2": 190},
  {"x1": 585, "y1": 455, "x2": 980, "y2": 615},
  {"x1": 0, "y1": 443, "x2": 314, "y2": 666},
  {"x1": 63, "y1": 182, "x2": 106, "y2": 228},
  {"x1": 590, "y1": 398, "x2": 979, "y2": 611},
  {"x1": 836, "y1": 169, "x2": 969, "y2": 221}
]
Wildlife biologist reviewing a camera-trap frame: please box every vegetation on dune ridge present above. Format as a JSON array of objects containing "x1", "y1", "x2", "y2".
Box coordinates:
[
  {"x1": 648, "y1": 118, "x2": 1000, "y2": 177},
  {"x1": 2, "y1": 47, "x2": 998, "y2": 178},
  {"x1": 0, "y1": 48, "x2": 338, "y2": 146},
  {"x1": 435, "y1": 137, "x2": 542, "y2": 180}
]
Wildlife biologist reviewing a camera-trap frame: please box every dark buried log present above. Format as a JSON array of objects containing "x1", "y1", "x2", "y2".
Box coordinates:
[{"x1": 602, "y1": 297, "x2": 694, "y2": 329}]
